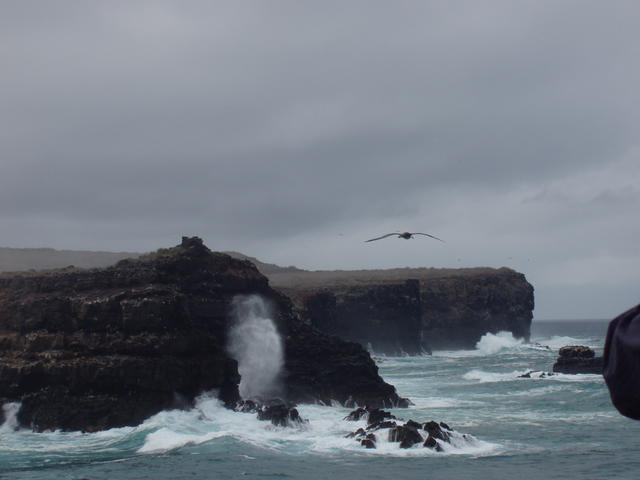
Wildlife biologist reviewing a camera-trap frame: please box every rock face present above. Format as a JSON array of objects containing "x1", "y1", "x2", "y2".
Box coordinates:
[
  {"x1": 291, "y1": 280, "x2": 423, "y2": 354},
  {"x1": 0, "y1": 237, "x2": 406, "y2": 431},
  {"x1": 420, "y1": 270, "x2": 534, "y2": 349},
  {"x1": 552, "y1": 345, "x2": 604, "y2": 374},
  {"x1": 279, "y1": 268, "x2": 534, "y2": 353}
]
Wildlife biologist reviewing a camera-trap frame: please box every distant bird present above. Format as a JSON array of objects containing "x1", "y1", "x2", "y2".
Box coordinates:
[{"x1": 364, "y1": 232, "x2": 445, "y2": 243}]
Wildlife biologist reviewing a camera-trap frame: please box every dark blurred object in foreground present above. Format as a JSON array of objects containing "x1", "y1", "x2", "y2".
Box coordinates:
[{"x1": 603, "y1": 304, "x2": 640, "y2": 420}]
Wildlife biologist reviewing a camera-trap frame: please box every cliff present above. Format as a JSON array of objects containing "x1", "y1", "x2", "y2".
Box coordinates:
[
  {"x1": 0, "y1": 246, "x2": 535, "y2": 354},
  {"x1": 275, "y1": 267, "x2": 534, "y2": 352},
  {"x1": 0, "y1": 237, "x2": 405, "y2": 431}
]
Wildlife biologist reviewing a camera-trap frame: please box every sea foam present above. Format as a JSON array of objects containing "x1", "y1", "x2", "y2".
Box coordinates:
[{"x1": 475, "y1": 331, "x2": 524, "y2": 354}]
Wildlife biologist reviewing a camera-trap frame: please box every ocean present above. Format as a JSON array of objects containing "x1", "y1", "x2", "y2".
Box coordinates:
[{"x1": 2, "y1": 319, "x2": 639, "y2": 480}]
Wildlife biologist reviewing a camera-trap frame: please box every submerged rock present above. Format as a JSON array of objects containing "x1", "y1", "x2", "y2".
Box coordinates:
[
  {"x1": 0, "y1": 237, "x2": 408, "y2": 431},
  {"x1": 552, "y1": 346, "x2": 604, "y2": 374}
]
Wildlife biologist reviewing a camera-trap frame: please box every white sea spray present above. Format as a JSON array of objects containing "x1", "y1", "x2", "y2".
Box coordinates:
[{"x1": 227, "y1": 294, "x2": 285, "y2": 400}]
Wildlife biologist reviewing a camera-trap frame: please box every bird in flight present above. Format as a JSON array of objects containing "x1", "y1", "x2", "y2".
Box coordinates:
[{"x1": 365, "y1": 232, "x2": 445, "y2": 243}]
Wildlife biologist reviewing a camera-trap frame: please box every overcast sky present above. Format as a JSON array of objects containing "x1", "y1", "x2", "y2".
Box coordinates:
[{"x1": 1, "y1": 0, "x2": 638, "y2": 319}]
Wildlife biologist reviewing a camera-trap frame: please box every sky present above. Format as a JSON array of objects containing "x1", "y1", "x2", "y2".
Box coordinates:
[{"x1": 1, "y1": 1, "x2": 638, "y2": 319}]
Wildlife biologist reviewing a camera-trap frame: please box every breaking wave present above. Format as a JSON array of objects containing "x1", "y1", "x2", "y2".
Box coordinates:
[{"x1": 475, "y1": 331, "x2": 524, "y2": 354}]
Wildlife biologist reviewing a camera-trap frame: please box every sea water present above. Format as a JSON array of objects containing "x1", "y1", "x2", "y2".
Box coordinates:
[{"x1": 2, "y1": 319, "x2": 639, "y2": 480}]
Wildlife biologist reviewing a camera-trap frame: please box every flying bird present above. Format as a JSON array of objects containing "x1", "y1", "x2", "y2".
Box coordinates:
[{"x1": 364, "y1": 232, "x2": 445, "y2": 243}]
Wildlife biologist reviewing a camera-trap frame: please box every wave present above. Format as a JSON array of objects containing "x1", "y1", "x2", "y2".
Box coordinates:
[
  {"x1": 408, "y1": 397, "x2": 487, "y2": 409},
  {"x1": 536, "y1": 335, "x2": 596, "y2": 351},
  {"x1": 1, "y1": 402, "x2": 20, "y2": 433},
  {"x1": 476, "y1": 331, "x2": 524, "y2": 354},
  {"x1": 431, "y1": 331, "x2": 600, "y2": 359},
  {"x1": 137, "y1": 428, "x2": 226, "y2": 453},
  {"x1": 463, "y1": 369, "x2": 604, "y2": 384},
  {"x1": 432, "y1": 331, "x2": 525, "y2": 358},
  {"x1": 0, "y1": 394, "x2": 501, "y2": 465}
]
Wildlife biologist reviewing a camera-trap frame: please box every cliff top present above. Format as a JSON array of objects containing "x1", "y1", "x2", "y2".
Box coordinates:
[
  {"x1": 0, "y1": 239, "x2": 518, "y2": 287},
  {"x1": 268, "y1": 266, "x2": 519, "y2": 289}
]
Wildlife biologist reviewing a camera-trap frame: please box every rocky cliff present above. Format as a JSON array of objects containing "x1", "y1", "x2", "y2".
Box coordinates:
[
  {"x1": 0, "y1": 237, "x2": 405, "y2": 431},
  {"x1": 276, "y1": 267, "x2": 534, "y2": 352}
]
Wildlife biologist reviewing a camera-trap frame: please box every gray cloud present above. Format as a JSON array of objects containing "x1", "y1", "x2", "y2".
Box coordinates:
[{"x1": 1, "y1": 0, "x2": 639, "y2": 318}]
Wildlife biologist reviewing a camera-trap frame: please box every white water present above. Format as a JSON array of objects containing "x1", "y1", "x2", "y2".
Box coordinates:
[
  {"x1": 133, "y1": 395, "x2": 494, "y2": 457},
  {"x1": 0, "y1": 402, "x2": 20, "y2": 432},
  {"x1": 475, "y1": 331, "x2": 524, "y2": 354},
  {"x1": 227, "y1": 295, "x2": 284, "y2": 400}
]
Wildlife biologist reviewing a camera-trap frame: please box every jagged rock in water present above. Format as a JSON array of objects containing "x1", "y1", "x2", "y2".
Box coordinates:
[
  {"x1": 256, "y1": 404, "x2": 305, "y2": 427},
  {"x1": 389, "y1": 424, "x2": 424, "y2": 449},
  {"x1": 345, "y1": 414, "x2": 459, "y2": 451},
  {"x1": 366, "y1": 420, "x2": 397, "y2": 431},
  {"x1": 344, "y1": 407, "x2": 368, "y2": 421},
  {"x1": 345, "y1": 427, "x2": 366, "y2": 438},
  {"x1": 423, "y1": 435, "x2": 444, "y2": 451},
  {"x1": 367, "y1": 408, "x2": 397, "y2": 425},
  {"x1": 360, "y1": 433, "x2": 377, "y2": 449},
  {"x1": 552, "y1": 346, "x2": 604, "y2": 374},
  {"x1": 0, "y1": 237, "x2": 407, "y2": 431},
  {"x1": 423, "y1": 421, "x2": 451, "y2": 442}
]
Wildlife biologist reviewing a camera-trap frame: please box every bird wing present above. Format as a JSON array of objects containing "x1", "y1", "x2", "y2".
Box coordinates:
[
  {"x1": 411, "y1": 232, "x2": 445, "y2": 242},
  {"x1": 364, "y1": 233, "x2": 400, "y2": 242}
]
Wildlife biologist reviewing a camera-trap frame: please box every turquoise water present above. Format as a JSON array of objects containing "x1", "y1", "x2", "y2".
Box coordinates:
[{"x1": 2, "y1": 319, "x2": 639, "y2": 480}]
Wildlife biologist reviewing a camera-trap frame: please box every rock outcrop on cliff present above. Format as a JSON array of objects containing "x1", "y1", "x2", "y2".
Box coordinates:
[
  {"x1": 0, "y1": 237, "x2": 405, "y2": 431},
  {"x1": 276, "y1": 268, "x2": 534, "y2": 353}
]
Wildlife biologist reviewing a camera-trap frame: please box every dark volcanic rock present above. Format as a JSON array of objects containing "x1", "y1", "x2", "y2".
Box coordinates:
[
  {"x1": 295, "y1": 280, "x2": 424, "y2": 355},
  {"x1": 345, "y1": 414, "x2": 459, "y2": 451},
  {"x1": 344, "y1": 406, "x2": 397, "y2": 425},
  {"x1": 389, "y1": 424, "x2": 423, "y2": 448},
  {"x1": 344, "y1": 407, "x2": 368, "y2": 421},
  {"x1": 423, "y1": 421, "x2": 450, "y2": 442},
  {"x1": 423, "y1": 435, "x2": 443, "y2": 451},
  {"x1": 552, "y1": 346, "x2": 604, "y2": 374},
  {"x1": 361, "y1": 439, "x2": 376, "y2": 449},
  {"x1": 366, "y1": 420, "x2": 397, "y2": 431},
  {"x1": 367, "y1": 408, "x2": 397, "y2": 425},
  {"x1": 0, "y1": 237, "x2": 407, "y2": 431},
  {"x1": 345, "y1": 427, "x2": 366, "y2": 438},
  {"x1": 256, "y1": 404, "x2": 305, "y2": 427},
  {"x1": 419, "y1": 270, "x2": 534, "y2": 349}
]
